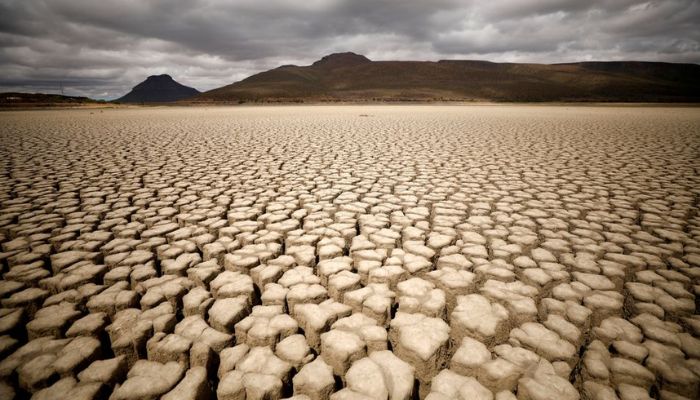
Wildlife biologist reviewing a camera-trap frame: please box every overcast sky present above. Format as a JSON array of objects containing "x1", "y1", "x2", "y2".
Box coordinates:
[{"x1": 1, "y1": 0, "x2": 698, "y2": 100}]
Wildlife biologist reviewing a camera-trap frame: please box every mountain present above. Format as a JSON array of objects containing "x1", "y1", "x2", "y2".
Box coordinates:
[
  {"x1": 117, "y1": 74, "x2": 200, "y2": 103},
  {"x1": 191, "y1": 52, "x2": 700, "y2": 103}
]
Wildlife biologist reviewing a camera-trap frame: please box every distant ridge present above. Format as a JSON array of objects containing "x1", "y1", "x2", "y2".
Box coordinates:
[
  {"x1": 191, "y1": 52, "x2": 700, "y2": 103},
  {"x1": 117, "y1": 74, "x2": 200, "y2": 103},
  {"x1": 0, "y1": 92, "x2": 99, "y2": 108}
]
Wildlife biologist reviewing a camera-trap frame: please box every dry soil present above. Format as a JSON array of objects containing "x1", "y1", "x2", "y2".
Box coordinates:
[{"x1": 0, "y1": 105, "x2": 699, "y2": 400}]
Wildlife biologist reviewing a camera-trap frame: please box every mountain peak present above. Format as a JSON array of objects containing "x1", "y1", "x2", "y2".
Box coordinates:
[
  {"x1": 145, "y1": 74, "x2": 174, "y2": 81},
  {"x1": 117, "y1": 74, "x2": 199, "y2": 103},
  {"x1": 312, "y1": 52, "x2": 371, "y2": 68}
]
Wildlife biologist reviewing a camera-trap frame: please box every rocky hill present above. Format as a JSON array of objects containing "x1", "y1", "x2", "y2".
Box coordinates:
[{"x1": 117, "y1": 74, "x2": 200, "y2": 103}]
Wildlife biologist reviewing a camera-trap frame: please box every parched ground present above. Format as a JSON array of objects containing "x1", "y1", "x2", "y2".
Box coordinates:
[{"x1": 0, "y1": 105, "x2": 699, "y2": 400}]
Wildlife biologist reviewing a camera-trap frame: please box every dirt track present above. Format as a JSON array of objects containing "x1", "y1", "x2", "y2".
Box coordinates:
[{"x1": 1, "y1": 105, "x2": 699, "y2": 400}]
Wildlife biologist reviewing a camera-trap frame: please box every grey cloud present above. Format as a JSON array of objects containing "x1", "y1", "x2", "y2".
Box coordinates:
[{"x1": 0, "y1": 0, "x2": 698, "y2": 99}]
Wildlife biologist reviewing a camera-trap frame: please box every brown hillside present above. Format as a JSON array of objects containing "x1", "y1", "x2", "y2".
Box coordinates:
[{"x1": 192, "y1": 52, "x2": 700, "y2": 103}]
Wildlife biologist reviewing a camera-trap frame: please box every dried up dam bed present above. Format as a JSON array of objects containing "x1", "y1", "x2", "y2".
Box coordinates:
[{"x1": 0, "y1": 105, "x2": 699, "y2": 400}]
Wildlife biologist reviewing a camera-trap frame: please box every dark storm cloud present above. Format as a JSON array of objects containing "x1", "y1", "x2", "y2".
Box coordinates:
[{"x1": 0, "y1": 0, "x2": 698, "y2": 99}]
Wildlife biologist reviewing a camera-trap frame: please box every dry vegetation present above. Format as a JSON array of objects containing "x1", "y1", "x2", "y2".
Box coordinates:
[{"x1": 0, "y1": 105, "x2": 699, "y2": 400}]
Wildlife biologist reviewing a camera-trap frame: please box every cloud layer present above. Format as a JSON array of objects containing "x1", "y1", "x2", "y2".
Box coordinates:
[{"x1": 1, "y1": 0, "x2": 698, "y2": 99}]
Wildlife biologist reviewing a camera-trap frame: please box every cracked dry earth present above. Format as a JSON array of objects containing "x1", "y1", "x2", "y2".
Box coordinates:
[{"x1": 0, "y1": 105, "x2": 699, "y2": 400}]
